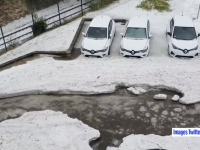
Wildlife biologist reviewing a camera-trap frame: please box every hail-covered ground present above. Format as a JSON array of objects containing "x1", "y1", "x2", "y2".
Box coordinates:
[
  {"x1": 0, "y1": 0, "x2": 200, "y2": 149},
  {"x1": 0, "y1": 0, "x2": 200, "y2": 104},
  {"x1": 107, "y1": 134, "x2": 200, "y2": 150},
  {"x1": 0, "y1": 110, "x2": 100, "y2": 150}
]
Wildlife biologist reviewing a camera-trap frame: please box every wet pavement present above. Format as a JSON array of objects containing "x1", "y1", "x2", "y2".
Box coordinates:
[
  {"x1": 0, "y1": 55, "x2": 41, "y2": 72},
  {"x1": 0, "y1": 87, "x2": 199, "y2": 150},
  {"x1": 53, "y1": 48, "x2": 81, "y2": 61}
]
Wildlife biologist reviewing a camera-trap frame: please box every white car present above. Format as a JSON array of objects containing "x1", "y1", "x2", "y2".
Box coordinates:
[
  {"x1": 120, "y1": 16, "x2": 152, "y2": 58},
  {"x1": 81, "y1": 15, "x2": 116, "y2": 57},
  {"x1": 166, "y1": 15, "x2": 200, "y2": 58}
]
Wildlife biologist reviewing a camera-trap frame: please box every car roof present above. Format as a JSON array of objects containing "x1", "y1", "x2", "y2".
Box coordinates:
[
  {"x1": 173, "y1": 15, "x2": 194, "y2": 27},
  {"x1": 127, "y1": 16, "x2": 148, "y2": 28},
  {"x1": 89, "y1": 15, "x2": 111, "y2": 28}
]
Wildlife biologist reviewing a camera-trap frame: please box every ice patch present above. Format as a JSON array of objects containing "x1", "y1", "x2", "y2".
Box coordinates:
[
  {"x1": 162, "y1": 110, "x2": 168, "y2": 115},
  {"x1": 124, "y1": 111, "x2": 133, "y2": 117},
  {"x1": 172, "y1": 95, "x2": 180, "y2": 101},
  {"x1": 174, "y1": 108, "x2": 182, "y2": 112},
  {"x1": 127, "y1": 87, "x2": 146, "y2": 95},
  {"x1": 135, "y1": 87, "x2": 147, "y2": 94},
  {"x1": 170, "y1": 111, "x2": 175, "y2": 116},
  {"x1": 127, "y1": 87, "x2": 140, "y2": 95},
  {"x1": 180, "y1": 123, "x2": 186, "y2": 126},
  {"x1": 145, "y1": 113, "x2": 151, "y2": 118},
  {"x1": 151, "y1": 117, "x2": 157, "y2": 124},
  {"x1": 154, "y1": 94, "x2": 167, "y2": 100},
  {"x1": 150, "y1": 104, "x2": 160, "y2": 113},
  {"x1": 139, "y1": 106, "x2": 147, "y2": 112}
]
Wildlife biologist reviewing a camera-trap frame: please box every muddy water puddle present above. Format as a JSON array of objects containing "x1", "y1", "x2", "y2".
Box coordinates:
[{"x1": 0, "y1": 87, "x2": 199, "y2": 150}]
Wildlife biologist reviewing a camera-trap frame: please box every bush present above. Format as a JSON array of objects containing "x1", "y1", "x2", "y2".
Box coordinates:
[
  {"x1": 137, "y1": 0, "x2": 170, "y2": 12},
  {"x1": 32, "y1": 19, "x2": 47, "y2": 36}
]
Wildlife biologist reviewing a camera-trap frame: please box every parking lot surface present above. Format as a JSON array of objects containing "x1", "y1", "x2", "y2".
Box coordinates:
[{"x1": 74, "y1": 20, "x2": 170, "y2": 58}]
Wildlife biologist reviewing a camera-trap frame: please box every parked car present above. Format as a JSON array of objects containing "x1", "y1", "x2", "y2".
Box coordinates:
[
  {"x1": 166, "y1": 15, "x2": 200, "y2": 58},
  {"x1": 120, "y1": 16, "x2": 152, "y2": 58},
  {"x1": 81, "y1": 15, "x2": 116, "y2": 57}
]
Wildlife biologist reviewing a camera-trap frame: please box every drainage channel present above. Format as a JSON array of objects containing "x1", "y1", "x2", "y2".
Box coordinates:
[{"x1": 0, "y1": 87, "x2": 199, "y2": 150}]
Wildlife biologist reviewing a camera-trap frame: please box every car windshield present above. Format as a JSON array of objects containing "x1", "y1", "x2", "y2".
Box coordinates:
[
  {"x1": 173, "y1": 26, "x2": 196, "y2": 40},
  {"x1": 86, "y1": 27, "x2": 107, "y2": 39},
  {"x1": 125, "y1": 27, "x2": 147, "y2": 39}
]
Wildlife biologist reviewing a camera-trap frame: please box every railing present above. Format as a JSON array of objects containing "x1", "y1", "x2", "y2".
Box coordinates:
[{"x1": 0, "y1": 0, "x2": 94, "y2": 53}]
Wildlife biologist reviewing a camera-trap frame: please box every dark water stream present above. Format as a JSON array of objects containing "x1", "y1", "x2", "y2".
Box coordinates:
[{"x1": 0, "y1": 87, "x2": 199, "y2": 150}]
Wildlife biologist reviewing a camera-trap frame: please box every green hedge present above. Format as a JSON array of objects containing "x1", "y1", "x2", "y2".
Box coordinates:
[{"x1": 32, "y1": 19, "x2": 47, "y2": 36}]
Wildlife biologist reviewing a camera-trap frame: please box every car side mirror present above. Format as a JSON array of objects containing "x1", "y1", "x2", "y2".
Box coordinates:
[
  {"x1": 82, "y1": 32, "x2": 86, "y2": 37},
  {"x1": 167, "y1": 32, "x2": 171, "y2": 36},
  {"x1": 198, "y1": 33, "x2": 200, "y2": 37},
  {"x1": 120, "y1": 33, "x2": 124, "y2": 37}
]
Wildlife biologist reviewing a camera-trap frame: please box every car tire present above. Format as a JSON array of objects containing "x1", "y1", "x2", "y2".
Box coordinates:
[
  {"x1": 147, "y1": 51, "x2": 150, "y2": 57},
  {"x1": 168, "y1": 45, "x2": 171, "y2": 56},
  {"x1": 108, "y1": 47, "x2": 111, "y2": 55}
]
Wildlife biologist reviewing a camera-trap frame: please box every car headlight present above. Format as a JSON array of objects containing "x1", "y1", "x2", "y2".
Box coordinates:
[
  {"x1": 172, "y1": 44, "x2": 182, "y2": 50},
  {"x1": 141, "y1": 46, "x2": 148, "y2": 53},
  {"x1": 98, "y1": 46, "x2": 108, "y2": 52},
  {"x1": 102, "y1": 47, "x2": 108, "y2": 52},
  {"x1": 81, "y1": 46, "x2": 86, "y2": 51},
  {"x1": 191, "y1": 45, "x2": 198, "y2": 51},
  {"x1": 120, "y1": 45, "x2": 126, "y2": 51}
]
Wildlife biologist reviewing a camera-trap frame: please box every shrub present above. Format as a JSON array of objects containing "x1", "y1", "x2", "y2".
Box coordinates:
[
  {"x1": 137, "y1": 0, "x2": 170, "y2": 12},
  {"x1": 32, "y1": 19, "x2": 47, "y2": 36}
]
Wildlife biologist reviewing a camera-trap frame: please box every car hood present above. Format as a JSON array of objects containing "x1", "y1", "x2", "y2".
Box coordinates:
[
  {"x1": 121, "y1": 38, "x2": 148, "y2": 51},
  {"x1": 172, "y1": 38, "x2": 198, "y2": 50},
  {"x1": 82, "y1": 38, "x2": 108, "y2": 50}
]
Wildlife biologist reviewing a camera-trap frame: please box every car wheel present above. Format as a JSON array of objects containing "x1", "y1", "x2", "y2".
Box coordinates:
[
  {"x1": 108, "y1": 47, "x2": 111, "y2": 55},
  {"x1": 147, "y1": 50, "x2": 150, "y2": 57},
  {"x1": 168, "y1": 45, "x2": 171, "y2": 56}
]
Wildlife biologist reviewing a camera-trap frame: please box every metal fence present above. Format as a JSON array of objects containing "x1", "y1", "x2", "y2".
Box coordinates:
[{"x1": 0, "y1": 0, "x2": 94, "y2": 52}]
